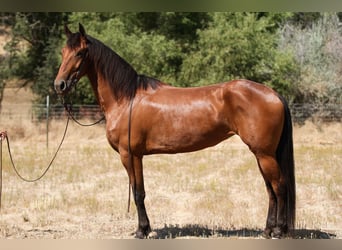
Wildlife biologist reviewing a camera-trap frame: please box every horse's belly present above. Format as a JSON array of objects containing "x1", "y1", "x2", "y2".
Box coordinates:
[{"x1": 144, "y1": 124, "x2": 234, "y2": 154}]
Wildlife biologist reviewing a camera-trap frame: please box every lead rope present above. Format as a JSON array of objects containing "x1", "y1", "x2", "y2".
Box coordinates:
[
  {"x1": 0, "y1": 132, "x2": 3, "y2": 210},
  {"x1": 63, "y1": 102, "x2": 105, "y2": 127},
  {"x1": 0, "y1": 117, "x2": 69, "y2": 210},
  {"x1": 127, "y1": 97, "x2": 134, "y2": 213}
]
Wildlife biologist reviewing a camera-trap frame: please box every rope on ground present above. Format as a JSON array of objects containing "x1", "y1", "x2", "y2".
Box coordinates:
[{"x1": 0, "y1": 116, "x2": 69, "y2": 210}]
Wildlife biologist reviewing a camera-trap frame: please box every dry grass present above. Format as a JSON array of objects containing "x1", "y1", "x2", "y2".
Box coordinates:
[
  {"x1": 0, "y1": 86, "x2": 341, "y2": 239},
  {"x1": 0, "y1": 116, "x2": 341, "y2": 239}
]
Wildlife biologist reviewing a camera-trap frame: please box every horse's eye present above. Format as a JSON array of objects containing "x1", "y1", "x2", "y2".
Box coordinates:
[
  {"x1": 75, "y1": 49, "x2": 88, "y2": 58},
  {"x1": 75, "y1": 50, "x2": 83, "y2": 58}
]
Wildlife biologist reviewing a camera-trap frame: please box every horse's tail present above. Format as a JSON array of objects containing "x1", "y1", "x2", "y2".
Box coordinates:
[{"x1": 276, "y1": 95, "x2": 296, "y2": 231}]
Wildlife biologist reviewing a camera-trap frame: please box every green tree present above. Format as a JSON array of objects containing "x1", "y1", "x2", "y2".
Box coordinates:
[
  {"x1": 69, "y1": 12, "x2": 210, "y2": 82},
  {"x1": 0, "y1": 13, "x2": 15, "y2": 111},
  {"x1": 68, "y1": 12, "x2": 185, "y2": 103},
  {"x1": 179, "y1": 12, "x2": 299, "y2": 99},
  {"x1": 3, "y1": 12, "x2": 69, "y2": 104},
  {"x1": 1, "y1": 12, "x2": 304, "y2": 106},
  {"x1": 289, "y1": 12, "x2": 322, "y2": 28}
]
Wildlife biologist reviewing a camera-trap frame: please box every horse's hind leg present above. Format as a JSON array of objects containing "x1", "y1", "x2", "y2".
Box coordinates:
[
  {"x1": 261, "y1": 176, "x2": 277, "y2": 238},
  {"x1": 256, "y1": 154, "x2": 288, "y2": 238}
]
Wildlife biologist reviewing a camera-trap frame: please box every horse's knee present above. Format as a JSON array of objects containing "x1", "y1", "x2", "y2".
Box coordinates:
[{"x1": 134, "y1": 190, "x2": 146, "y2": 205}]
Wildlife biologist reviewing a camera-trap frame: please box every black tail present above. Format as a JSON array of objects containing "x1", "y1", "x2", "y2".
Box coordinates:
[{"x1": 276, "y1": 95, "x2": 296, "y2": 230}]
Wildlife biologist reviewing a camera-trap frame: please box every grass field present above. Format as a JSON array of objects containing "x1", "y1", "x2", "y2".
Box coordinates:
[{"x1": 0, "y1": 111, "x2": 341, "y2": 239}]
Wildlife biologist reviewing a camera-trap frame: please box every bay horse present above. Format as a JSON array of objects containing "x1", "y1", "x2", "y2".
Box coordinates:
[{"x1": 54, "y1": 23, "x2": 295, "y2": 239}]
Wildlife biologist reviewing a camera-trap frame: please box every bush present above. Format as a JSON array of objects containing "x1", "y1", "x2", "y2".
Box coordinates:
[
  {"x1": 179, "y1": 12, "x2": 300, "y2": 99},
  {"x1": 279, "y1": 13, "x2": 342, "y2": 104}
]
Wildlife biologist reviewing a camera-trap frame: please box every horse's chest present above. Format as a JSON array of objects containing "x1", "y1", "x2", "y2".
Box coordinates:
[{"x1": 105, "y1": 122, "x2": 122, "y2": 152}]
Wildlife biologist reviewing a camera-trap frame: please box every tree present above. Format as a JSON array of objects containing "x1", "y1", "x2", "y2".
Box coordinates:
[
  {"x1": 288, "y1": 12, "x2": 322, "y2": 28},
  {"x1": 179, "y1": 12, "x2": 300, "y2": 99},
  {"x1": 0, "y1": 13, "x2": 15, "y2": 112},
  {"x1": 279, "y1": 13, "x2": 342, "y2": 104},
  {"x1": 67, "y1": 12, "x2": 188, "y2": 100},
  {"x1": 68, "y1": 12, "x2": 211, "y2": 88},
  {"x1": 2, "y1": 12, "x2": 69, "y2": 104},
  {"x1": 2, "y1": 12, "x2": 316, "y2": 106}
]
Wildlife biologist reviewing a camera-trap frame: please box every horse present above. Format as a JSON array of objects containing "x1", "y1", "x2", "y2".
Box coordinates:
[{"x1": 54, "y1": 23, "x2": 295, "y2": 239}]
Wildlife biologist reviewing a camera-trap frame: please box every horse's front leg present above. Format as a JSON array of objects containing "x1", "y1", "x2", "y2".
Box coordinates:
[
  {"x1": 132, "y1": 155, "x2": 151, "y2": 238},
  {"x1": 121, "y1": 152, "x2": 151, "y2": 238}
]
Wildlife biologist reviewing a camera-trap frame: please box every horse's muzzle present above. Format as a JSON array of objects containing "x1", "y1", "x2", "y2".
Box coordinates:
[{"x1": 54, "y1": 79, "x2": 68, "y2": 95}]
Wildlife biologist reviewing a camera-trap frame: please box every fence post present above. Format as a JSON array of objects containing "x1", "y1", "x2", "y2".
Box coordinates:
[
  {"x1": 0, "y1": 135, "x2": 2, "y2": 210},
  {"x1": 46, "y1": 95, "x2": 49, "y2": 150}
]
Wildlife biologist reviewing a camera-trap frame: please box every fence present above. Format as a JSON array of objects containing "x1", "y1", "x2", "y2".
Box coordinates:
[
  {"x1": 0, "y1": 104, "x2": 103, "y2": 123},
  {"x1": 290, "y1": 103, "x2": 342, "y2": 123},
  {"x1": 0, "y1": 103, "x2": 341, "y2": 124}
]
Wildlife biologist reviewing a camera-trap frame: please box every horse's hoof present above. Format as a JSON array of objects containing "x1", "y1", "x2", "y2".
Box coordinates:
[
  {"x1": 135, "y1": 226, "x2": 152, "y2": 239},
  {"x1": 135, "y1": 231, "x2": 146, "y2": 239},
  {"x1": 147, "y1": 231, "x2": 158, "y2": 239},
  {"x1": 271, "y1": 227, "x2": 285, "y2": 239},
  {"x1": 261, "y1": 228, "x2": 272, "y2": 239}
]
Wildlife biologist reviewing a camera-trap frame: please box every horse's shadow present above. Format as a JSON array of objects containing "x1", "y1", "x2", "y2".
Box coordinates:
[{"x1": 152, "y1": 224, "x2": 336, "y2": 239}]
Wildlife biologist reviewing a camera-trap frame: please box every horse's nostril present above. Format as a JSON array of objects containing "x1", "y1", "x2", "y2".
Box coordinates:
[
  {"x1": 55, "y1": 80, "x2": 67, "y2": 94},
  {"x1": 60, "y1": 80, "x2": 66, "y2": 91}
]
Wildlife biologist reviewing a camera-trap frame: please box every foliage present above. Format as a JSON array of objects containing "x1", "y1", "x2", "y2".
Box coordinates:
[
  {"x1": 179, "y1": 12, "x2": 299, "y2": 99},
  {"x1": 64, "y1": 12, "x2": 211, "y2": 103},
  {"x1": 0, "y1": 12, "x2": 341, "y2": 106},
  {"x1": 279, "y1": 13, "x2": 342, "y2": 104},
  {"x1": 1, "y1": 12, "x2": 69, "y2": 104}
]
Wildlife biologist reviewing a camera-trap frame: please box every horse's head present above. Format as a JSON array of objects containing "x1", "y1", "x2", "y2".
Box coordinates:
[{"x1": 54, "y1": 23, "x2": 91, "y2": 95}]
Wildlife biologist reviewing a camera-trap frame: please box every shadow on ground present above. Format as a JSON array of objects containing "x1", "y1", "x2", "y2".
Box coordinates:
[{"x1": 152, "y1": 224, "x2": 337, "y2": 239}]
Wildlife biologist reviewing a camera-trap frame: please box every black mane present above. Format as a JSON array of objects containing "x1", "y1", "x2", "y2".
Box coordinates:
[{"x1": 67, "y1": 32, "x2": 161, "y2": 100}]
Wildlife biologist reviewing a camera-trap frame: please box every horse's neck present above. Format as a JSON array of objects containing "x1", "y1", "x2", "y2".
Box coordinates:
[{"x1": 86, "y1": 71, "x2": 128, "y2": 115}]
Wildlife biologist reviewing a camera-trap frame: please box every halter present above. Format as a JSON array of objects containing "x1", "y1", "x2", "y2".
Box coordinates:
[
  {"x1": 60, "y1": 47, "x2": 106, "y2": 126},
  {"x1": 69, "y1": 48, "x2": 89, "y2": 91}
]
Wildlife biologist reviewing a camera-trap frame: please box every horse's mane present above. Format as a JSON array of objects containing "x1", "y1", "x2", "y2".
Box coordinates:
[{"x1": 68, "y1": 32, "x2": 162, "y2": 100}]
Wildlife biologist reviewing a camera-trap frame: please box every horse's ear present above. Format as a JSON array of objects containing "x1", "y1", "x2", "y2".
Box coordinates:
[
  {"x1": 64, "y1": 24, "x2": 72, "y2": 38},
  {"x1": 79, "y1": 23, "x2": 86, "y2": 38},
  {"x1": 79, "y1": 23, "x2": 91, "y2": 46}
]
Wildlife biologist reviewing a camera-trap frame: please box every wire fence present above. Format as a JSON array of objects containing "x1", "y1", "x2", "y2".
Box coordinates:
[
  {"x1": 290, "y1": 103, "x2": 342, "y2": 123},
  {"x1": 0, "y1": 104, "x2": 103, "y2": 123},
  {"x1": 0, "y1": 103, "x2": 341, "y2": 124}
]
